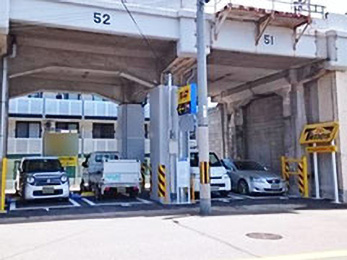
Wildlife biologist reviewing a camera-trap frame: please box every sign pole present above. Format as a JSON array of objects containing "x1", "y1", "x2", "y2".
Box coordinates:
[
  {"x1": 197, "y1": 0, "x2": 211, "y2": 215},
  {"x1": 331, "y1": 140, "x2": 339, "y2": 203},
  {"x1": 312, "y1": 143, "x2": 320, "y2": 199}
]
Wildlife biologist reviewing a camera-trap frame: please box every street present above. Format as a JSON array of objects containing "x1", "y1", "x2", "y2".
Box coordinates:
[{"x1": 1, "y1": 207, "x2": 347, "y2": 259}]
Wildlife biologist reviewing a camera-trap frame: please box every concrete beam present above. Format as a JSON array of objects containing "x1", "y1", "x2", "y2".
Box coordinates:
[
  {"x1": 216, "y1": 60, "x2": 326, "y2": 101},
  {"x1": 9, "y1": 76, "x2": 126, "y2": 102},
  {"x1": 10, "y1": 46, "x2": 161, "y2": 83}
]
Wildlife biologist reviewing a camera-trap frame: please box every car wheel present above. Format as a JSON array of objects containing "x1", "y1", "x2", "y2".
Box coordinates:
[
  {"x1": 80, "y1": 180, "x2": 85, "y2": 193},
  {"x1": 94, "y1": 185, "x2": 102, "y2": 200},
  {"x1": 129, "y1": 188, "x2": 139, "y2": 198},
  {"x1": 238, "y1": 180, "x2": 249, "y2": 195}
]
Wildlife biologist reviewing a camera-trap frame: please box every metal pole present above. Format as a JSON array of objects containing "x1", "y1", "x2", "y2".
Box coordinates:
[
  {"x1": 197, "y1": 0, "x2": 211, "y2": 215},
  {"x1": 0, "y1": 57, "x2": 8, "y2": 159},
  {"x1": 331, "y1": 140, "x2": 339, "y2": 203},
  {"x1": 313, "y1": 143, "x2": 320, "y2": 198}
]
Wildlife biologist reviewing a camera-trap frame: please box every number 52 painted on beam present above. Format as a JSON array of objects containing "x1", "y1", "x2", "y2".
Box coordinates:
[{"x1": 93, "y1": 12, "x2": 111, "y2": 25}]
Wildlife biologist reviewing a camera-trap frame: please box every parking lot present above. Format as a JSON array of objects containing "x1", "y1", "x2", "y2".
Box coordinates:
[
  {"x1": 5, "y1": 191, "x2": 289, "y2": 212},
  {"x1": 3, "y1": 191, "x2": 345, "y2": 224}
]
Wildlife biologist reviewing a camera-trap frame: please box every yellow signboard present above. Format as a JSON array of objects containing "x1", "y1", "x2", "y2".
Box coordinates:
[
  {"x1": 59, "y1": 156, "x2": 78, "y2": 167},
  {"x1": 300, "y1": 122, "x2": 339, "y2": 144},
  {"x1": 177, "y1": 85, "x2": 191, "y2": 105},
  {"x1": 306, "y1": 145, "x2": 338, "y2": 153}
]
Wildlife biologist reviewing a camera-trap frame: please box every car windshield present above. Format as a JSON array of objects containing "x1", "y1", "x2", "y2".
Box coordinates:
[
  {"x1": 233, "y1": 161, "x2": 265, "y2": 171},
  {"x1": 22, "y1": 159, "x2": 62, "y2": 173},
  {"x1": 95, "y1": 153, "x2": 119, "y2": 162},
  {"x1": 190, "y1": 152, "x2": 222, "y2": 167},
  {"x1": 222, "y1": 159, "x2": 234, "y2": 170}
]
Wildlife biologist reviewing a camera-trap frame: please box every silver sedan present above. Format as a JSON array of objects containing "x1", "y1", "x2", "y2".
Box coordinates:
[{"x1": 221, "y1": 159, "x2": 287, "y2": 195}]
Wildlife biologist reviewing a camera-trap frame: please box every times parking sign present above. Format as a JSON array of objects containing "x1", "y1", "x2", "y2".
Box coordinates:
[{"x1": 177, "y1": 83, "x2": 197, "y2": 116}]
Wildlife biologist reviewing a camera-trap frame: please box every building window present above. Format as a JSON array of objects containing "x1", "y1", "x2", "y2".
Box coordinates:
[
  {"x1": 92, "y1": 123, "x2": 115, "y2": 139},
  {"x1": 15, "y1": 122, "x2": 41, "y2": 138},
  {"x1": 56, "y1": 122, "x2": 79, "y2": 132},
  {"x1": 28, "y1": 92, "x2": 42, "y2": 98},
  {"x1": 56, "y1": 93, "x2": 81, "y2": 100}
]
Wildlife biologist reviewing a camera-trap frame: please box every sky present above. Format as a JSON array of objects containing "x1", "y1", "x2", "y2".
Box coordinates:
[{"x1": 206, "y1": 0, "x2": 347, "y2": 15}]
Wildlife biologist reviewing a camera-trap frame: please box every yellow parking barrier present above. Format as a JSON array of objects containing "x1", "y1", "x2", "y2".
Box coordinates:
[
  {"x1": 281, "y1": 156, "x2": 309, "y2": 198},
  {"x1": 158, "y1": 165, "x2": 166, "y2": 200},
  {"x1": 190, "y1": 175, "x2": 195, "y2": 202},
  {"x1": 141, "y1": 163, "x2": 146, "y2": 190},
  {"x1": 1, "y1": 158, "x2": 7, "y2": 213}
]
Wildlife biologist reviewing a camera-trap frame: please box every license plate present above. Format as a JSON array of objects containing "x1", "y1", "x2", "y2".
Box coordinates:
[
  {"x1": 42, "y1": 186, "x2": 54, "y2": 194},
  {"x1": 271, "y1": 184, "x2": 280, "y2": 189},
  {"x1": 105, "y1": 173, "x2": 121, "y2": 182}
]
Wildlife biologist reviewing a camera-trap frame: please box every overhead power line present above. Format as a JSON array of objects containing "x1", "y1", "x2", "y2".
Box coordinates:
[{"x1": 120, "y1": 0, "x2": 163, "y2": 70}]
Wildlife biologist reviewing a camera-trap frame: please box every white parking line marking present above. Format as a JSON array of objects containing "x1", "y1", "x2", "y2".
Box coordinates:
[
  {"x1": 228, "y1": 194, "x2": 246, "y2": 200},
  {"x1": 10, "y1": 198, "x2": 81, "y2": 211},
  {"x1": 69, "y1": 198, "x2": 81, "y2": 207},
  {"x1": 81, "y1": 198, "x2": 96, "y2": 206},
  {"x1": 90, "y1": 201, "x2": 146, "y2": 206},
  {"x1": 9, "y1": 200, "x2": 16, "y2": 211},
  {"x1": 136, "y1": 197, "x2": 153, "y2": 204}
]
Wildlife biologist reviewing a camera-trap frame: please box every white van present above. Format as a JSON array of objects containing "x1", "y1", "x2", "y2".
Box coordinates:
[{"x1": 190, "y1": 152, "x2": 231, "y2": 196}]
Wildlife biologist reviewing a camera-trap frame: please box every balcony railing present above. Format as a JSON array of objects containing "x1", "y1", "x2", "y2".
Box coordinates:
[
  {"x1": 83, "y1": 139, "x2": 118, "y2": 154},
  {"x1": 84, "y1": 100, "x2": 118, "y2": 118},
  {"x1": 45, "y1": 99, "x2": 82, "y2": 117},
  {"x1": 8, "y1": 138, "x2": 42, "y2": 155},
  {"x1": 8, "y1": 138, "x2": 119, "y2": 155},
  {"x1": 9, "y1": 97, "x2": 43, "y2": 116},
  {"x1": 9, "y1": 97, "x2": 120, "y2": 119}
]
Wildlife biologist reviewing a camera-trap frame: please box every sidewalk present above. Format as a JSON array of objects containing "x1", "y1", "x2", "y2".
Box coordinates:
[{"x1": 1, "y1": 208, "x2": 347, "y2": 259}]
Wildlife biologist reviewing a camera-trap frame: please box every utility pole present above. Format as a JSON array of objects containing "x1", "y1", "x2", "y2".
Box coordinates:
[{"x1": 196, "y1": 0, "x2": 211, "y2": 215}]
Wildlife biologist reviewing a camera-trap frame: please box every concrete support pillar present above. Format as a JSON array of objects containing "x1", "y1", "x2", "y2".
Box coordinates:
[
  {"x1": 291, "y1": 83, "x2": 307, "y2": 158},
  {"x1": 316, "y1": 73, "x2": 337, "y2": 199},
  {"x1": 277, "y1": 87, "x2": 293, "y2": 157},
  {"x1": 334, "y1": 71, "x2": 347, "y2": 202},
  {"x1": 234, "y1": 107, "x2": 245, "y2": 160},
  {"x1": 117, "y1": 104, "x2": 145, "y2": 162}
]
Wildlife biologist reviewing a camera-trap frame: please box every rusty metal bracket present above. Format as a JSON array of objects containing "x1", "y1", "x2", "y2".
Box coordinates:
[
  {"x1": 293, "y1": 22, "x2": 310, "y2": 50},
  {"x1": 255, "y1": 13, "x2": 275, "y2": 46},
  {"x1": 214, "y1": 9, "x2": 230, "y2": 40}
]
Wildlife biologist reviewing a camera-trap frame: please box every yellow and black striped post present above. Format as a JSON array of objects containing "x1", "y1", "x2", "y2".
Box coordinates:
[
  {"x1": 298, "y1": 156, "x2": 309, "y2": 198},
  {"x1": 141, "y1": 163, "x2": 146, "y2": 190},
  {"x1": 281, "y1": 156, "x2": 290, "y2": 183},
  {"x1": 157, "y1": 165, "x2": 166, "y2": 201},
  {"x1": 199, "y1": 161, "x2": 210, "y2": 184}
]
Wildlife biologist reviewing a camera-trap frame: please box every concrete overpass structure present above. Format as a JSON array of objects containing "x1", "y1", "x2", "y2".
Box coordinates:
[{"x1": 1, "y1": 0, "x2": 347, "y2": 202}]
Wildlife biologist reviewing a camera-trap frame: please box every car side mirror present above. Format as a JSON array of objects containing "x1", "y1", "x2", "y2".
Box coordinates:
[{"x1": 82, "y1": 162, "x2": 88, "y2": 168}]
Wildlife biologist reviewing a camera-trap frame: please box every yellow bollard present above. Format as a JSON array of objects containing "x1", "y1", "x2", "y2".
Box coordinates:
[
  {"x1": 1, "y1": 158, "x2": 7, "y2": 213},
  {"x1": 302, "y1": 156, "x2": 309, "y2": 198}
]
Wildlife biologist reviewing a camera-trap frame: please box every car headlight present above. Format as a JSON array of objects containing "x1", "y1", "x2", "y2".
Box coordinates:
[
  {"x1": 26, "y1": 176, "x2": 35, "y2": 185},
  {"x1": 60, "y1": 175, "x2": 68, "y2": 183},
  {"x1": 250, "y1": 177, "x2": 264, "y2": 183}
]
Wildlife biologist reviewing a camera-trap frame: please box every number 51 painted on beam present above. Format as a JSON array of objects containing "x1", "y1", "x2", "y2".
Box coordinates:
[{"x1": 93, "y1": 12, "x2": 111, "y2": 25}]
